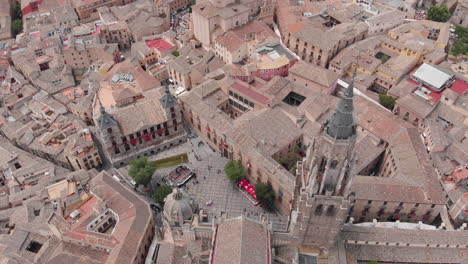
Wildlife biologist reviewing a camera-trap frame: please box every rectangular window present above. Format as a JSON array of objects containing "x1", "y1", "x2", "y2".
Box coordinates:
[{"x1": 315, "y1": 204, "x2": 323, "y2": 216}]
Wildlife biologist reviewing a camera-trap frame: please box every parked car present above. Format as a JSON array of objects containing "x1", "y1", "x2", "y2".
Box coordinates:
[{"x1": 130, "y1": 179, "x2": 136, "y2": 188}]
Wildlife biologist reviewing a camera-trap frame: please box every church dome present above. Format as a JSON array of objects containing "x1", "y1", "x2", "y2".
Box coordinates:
[{"x1": 163, "y1": 188, "x2": 198, "y2": 225}]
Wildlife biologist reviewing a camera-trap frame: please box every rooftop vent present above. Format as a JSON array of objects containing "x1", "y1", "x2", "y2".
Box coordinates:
[
  {"x1": 70, "y1": 209, "x2": 80, "y2": 219},
  {"x1": 111, "y1": 73, "x2": 134, "y2": 83}
]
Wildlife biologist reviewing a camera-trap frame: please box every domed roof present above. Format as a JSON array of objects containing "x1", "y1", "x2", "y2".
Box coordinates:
[{"x1": 163, "y1": 188, "x2": 198, "y2": 225}]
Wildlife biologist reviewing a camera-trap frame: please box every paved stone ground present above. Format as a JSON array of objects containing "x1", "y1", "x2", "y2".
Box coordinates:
[{"x1": 118, "y1": 129, "x2": 289, "y2": 231}]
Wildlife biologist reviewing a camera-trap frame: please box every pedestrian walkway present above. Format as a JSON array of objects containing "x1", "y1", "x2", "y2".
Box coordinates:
[
  {"x1": 124, "y1": 131, "x2": 289, "y2": 231},
  {"x1": 183, "y1": 137, "x2": 288, "y2": 231}
]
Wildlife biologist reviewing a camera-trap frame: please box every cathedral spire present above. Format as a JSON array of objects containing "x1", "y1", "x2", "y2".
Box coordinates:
[
  {"x1": 96, "y1": 102, "x2": 117, "y2": 131},
  {"x1": 326, "y1": 76, "x2": 356, "y2": 140}
]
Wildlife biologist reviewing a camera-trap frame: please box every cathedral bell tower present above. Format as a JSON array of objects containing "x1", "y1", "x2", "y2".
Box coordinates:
[
  {"x1": 96, "y1": 105, "x2": 122, "y2": 158},
  {"x1": 314, "y1": 77, "x2": 357, "y2": 197},
  {"x1": 292, "y1": 78, "x2": 357, "y2": 250}
]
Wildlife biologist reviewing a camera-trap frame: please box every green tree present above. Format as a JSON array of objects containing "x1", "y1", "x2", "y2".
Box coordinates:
[
  {"x1": 128, "y1": 158, "x2": 156, "y2": 187},
  {"x1": 172, "y1": 51, "x2": 180, "y2": 57},
  {"x1": 255, "y1": 183, "x2": 276, "y2": 210},
  {"x1": 12, "y1": 4, "x2": 22, "y2": 20},
  {"x1": 379, "y1": 94, "x2": 397, "y2": 110},
  {"x1": 294, "y1": 144, "x2": 301, "y2": 153},
  {"x1": 12, "y1": 19, "x2": 22, "y2": 36},
  {"x1": 277, "y1": 152, "x2": 300, "y2": 171},
  {"x1": 451, "y1": 26, "x2": 468, "y2": 57},
  {"x1": 154, "y1": 185, "x2": 173, "y2": 204},
  {"x1": 224, "y1": 160, "x2": 245, "y2": 182},
  {"x1": 427, "y1": 5, "x2": 451, "y2": 22}
]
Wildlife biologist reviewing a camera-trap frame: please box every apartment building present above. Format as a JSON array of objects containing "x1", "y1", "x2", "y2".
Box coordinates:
[
  {"x1": 166, "y1": 47, "x2": 224, "y2": 90},
  {"x1": 72, "y1": 0, "x2": 137, "y2": 20},
  {"x1": 99, "y1": 20, "x2": 132, "y2": 49},
  {"x1": 452, "y1": 0, "x2": 468, "y2": 27},
  {"x1": 63, "y1": 129, "x2": 102, "y2": 170},
  {"x1": 62, "y1": 34, "x2": 120, "y2": 70},
  {"x1": 98, "y1": 0, "x2": 170, "y2": 42},
  {"x1": 131, "y1": 37, "x2": 176, "y2": 68}
]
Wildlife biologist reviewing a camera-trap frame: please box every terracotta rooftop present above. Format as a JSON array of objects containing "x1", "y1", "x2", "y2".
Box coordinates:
[
  {"x1": 55, "y1": 171, "x2": 153, "y2": 264},
  {"x1": 211, "y1": 216, "x2": 270, "y2": 264},
  {"x1": 145, "y1": 39, "x2": 173, "y2": 52},
  {"x1": 215, "y1": 21, "x2": 277, "y2": 52},
  {"x1": 230, "y1": 81, "x2": 269, "y2": 105}
]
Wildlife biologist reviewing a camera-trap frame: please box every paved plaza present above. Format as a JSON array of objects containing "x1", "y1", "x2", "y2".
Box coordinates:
[{"x1": 118, "y1": 130, "x2": 289, "y2": 231}]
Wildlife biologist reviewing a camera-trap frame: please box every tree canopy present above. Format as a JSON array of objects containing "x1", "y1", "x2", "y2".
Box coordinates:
[
  {"x1": 277, "y1": 152, "x2": 300, "y2": 172},
  {"x1": 379, "y1": 94, "x2": 397, "y2": 110},
  {"x1": 12, "y1": 20, "x2": 22, "y2": 37},
  {"x1": 224, "y1": 160, "x2": 245, "y2": 182},
  {"x1": 154, "y1": 185, "x2": 173, "y2": 204},
  {"x1": 128, "y1": 158, "x2": 156, "y2": 187},
  {"x1": 13, "y1": 4, "x2": 22, "y2": 20},
  {"x1": 427, "y1": 5, "x2": 451, "y2": 22},
  {"x1": 255, "y1": 183, "x2": 276, "y2": 210},
  {"x1": 11, "y1": 4, "x2": 22, "y2": 37},
  {"x1": 451, "y1": 26, "x2": 468, "y2": 57}
]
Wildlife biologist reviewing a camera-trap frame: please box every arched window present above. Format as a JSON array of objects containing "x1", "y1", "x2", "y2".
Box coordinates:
[
  {"x1": 315, "y1": 204, "x2": 323, "y2": 216},
  {"x1": 403, "y1": 112, "x2": 409, "y2": 121},
  {"x1": 319, "y1": 156, "x2": 327, "y2": 172},
  {"x1": 326, "y1": 205, "x2": 335, "y2": 216},
  {"x1": 330, "y1": 160, "x2": 338, "y2": 169}
]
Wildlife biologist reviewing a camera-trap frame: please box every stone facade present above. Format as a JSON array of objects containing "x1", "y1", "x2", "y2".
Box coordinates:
[{"x1": 96, "y1": 88, "x2": 186, "y2": 167}]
